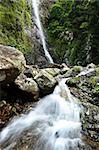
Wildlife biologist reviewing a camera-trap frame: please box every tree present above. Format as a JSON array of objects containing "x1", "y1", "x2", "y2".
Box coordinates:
[{"x1": 47, "y1": 0, "x2": 99, "y2": 65}]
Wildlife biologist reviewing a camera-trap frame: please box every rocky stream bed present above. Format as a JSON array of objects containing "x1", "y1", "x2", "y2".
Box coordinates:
[{"x1": 0, "y1": 45, "x2": 99, "y2": 149}]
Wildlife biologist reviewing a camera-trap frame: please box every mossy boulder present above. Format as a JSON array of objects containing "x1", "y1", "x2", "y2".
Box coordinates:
[{"x1": 34, "y1": 69, "x2": 57, "y2": 95}]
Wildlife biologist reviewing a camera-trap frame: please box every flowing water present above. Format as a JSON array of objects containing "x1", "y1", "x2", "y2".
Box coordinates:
[
  {"x1": 32, "y1": 0, "x2": 53, "y2": 63},
  {"x1": 0, "y1": 79, "x2": 83, "y2": 150},
  {"x1": 0, "y1": 1, "x2": 85, "y2": 149}
]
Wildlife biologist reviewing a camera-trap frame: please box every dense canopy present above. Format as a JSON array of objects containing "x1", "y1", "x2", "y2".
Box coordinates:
[{"x1": 47, "y1": 0, "x2": 99, "y2": 65}]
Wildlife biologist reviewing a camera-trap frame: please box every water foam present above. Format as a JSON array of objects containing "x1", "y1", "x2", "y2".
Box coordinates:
[{"x1": 0, "y1": 78, "x2": 83, "y2": 149}]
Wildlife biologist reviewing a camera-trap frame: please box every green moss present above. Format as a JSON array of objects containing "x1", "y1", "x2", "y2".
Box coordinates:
[
  {"x1": 95, "y1": 84, "x2": 99, "y2": 93},
  {"x1": 72, "y1": 66, "x2": 83, "y2": 73},
  {"x1": 92, "y1": 84, "x2": 99, "y2": 94},
  {"x1": 0, "y1": 0, "x2": 32, "y2": 54},
  {"x1": 67, "y1": 77, "x2": 80, "y2": 85},
  {"x1": 96, "y1": 68, "x2": 99, "y2": 76},
  {"x1": 89, "y1": 76, "x2": 99, "y2": 85}
]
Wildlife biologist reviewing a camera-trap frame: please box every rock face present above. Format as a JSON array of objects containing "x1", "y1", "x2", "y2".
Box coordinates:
[
  {"x1": 26, "y1": 26, "x2": 49, "y2": 67},
  {"x1": 0, "y1": 45, "x2": 26, "y2": 84},
  {"x1": 0, "y1": 1, "x2": 32, "y2": 59},
  {"x1": 25, "y1": 0, "x2": 54, "y2": 67},
  {"x1": 66, "y1": 65, "x2": 99, "y2": 148}
]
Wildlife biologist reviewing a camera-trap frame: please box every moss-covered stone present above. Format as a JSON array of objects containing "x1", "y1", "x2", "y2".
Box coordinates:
[
  {"x1": 72, "y1": 66, "x2": 83, "y2": 73},
  {"x1": 67, "y1": 77, "x2": 80, "y2": 86},
  {"x1": 89, "y1": 76, "x2": 99, "y2": 85},
  {"x1": 96, "y1": 68, "x2": 99, "y2": 76}
]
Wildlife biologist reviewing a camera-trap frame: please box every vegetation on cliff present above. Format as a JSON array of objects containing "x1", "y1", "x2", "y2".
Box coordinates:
[
  {"x1": 0, "y1": 0, "x2": 99, "y2": 66},
  {"x1": 47, "y1": 0, "x2": 99, "y2": 65},
  {"x1": 0, "y1": 0, "x2": 32, "y2": 54}
]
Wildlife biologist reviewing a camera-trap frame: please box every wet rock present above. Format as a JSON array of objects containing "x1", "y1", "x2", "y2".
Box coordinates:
[
  {"x1": 15, "y1": 73, "x2": 39, "y2": 100},
  {"x1": 27, "y1": 25, "x2": 49, "y2": 67},
  {"x1": 66, "y1": 65, "x2": 99, "y2": 146}
]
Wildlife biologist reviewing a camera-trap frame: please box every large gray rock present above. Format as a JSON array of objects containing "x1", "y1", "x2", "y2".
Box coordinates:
[
  {"x1": 0, "y1": 45, "x2": 26, "y2": 84},
  {"x1": 15, "y1": 73, "x2": 39, "y2": 100},
  {"x1": 15, "y1": 67, "x2": 59, "y2": 97},
  {"x1": 34, "y1": 69, "x2": 57, "y2": 95}
]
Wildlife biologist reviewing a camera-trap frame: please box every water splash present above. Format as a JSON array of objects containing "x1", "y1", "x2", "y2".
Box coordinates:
[
  {"x1": 32, "y1": 0, "x2": 53, "y2": 63},
  {"x1": 0, "y1": 79, "x2": 83, "y2": 149}
]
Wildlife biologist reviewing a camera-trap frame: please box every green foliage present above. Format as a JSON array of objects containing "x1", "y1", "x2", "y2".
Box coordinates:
[
  {"x1": 47, "y1": 0, "x2": 99, "y2": 65},
  {"x1": 95, "y1": 84, "x2": 99, "y2": 93},
  {"x1": 67, "y1": 77, "x2": 80, "y2": 85},
  {"x1": 0, "y1": 0, "x2": 32, "y2": 54},
  {"x1": 72, "y1": 66, "x2": 83, "y2": 72},
  {"x1": 89, "y1": 76, "x2": 99, "y2": 85}
]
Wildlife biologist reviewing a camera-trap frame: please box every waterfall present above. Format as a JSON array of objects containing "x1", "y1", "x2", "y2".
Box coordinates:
[
  {"x1": 0, "y1": 1, "x2": 84, "y2": 149},
  {"x1": 32, "y1": 0, "x2": 54, "y2": 63},
  {"x1": 0, "y1": 79, "x2": 83, "y2": 150}
]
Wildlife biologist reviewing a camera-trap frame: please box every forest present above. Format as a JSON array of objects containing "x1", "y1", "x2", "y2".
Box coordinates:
[{"x1": 47, "y1": 0, "x2": 99, "y2": 65}]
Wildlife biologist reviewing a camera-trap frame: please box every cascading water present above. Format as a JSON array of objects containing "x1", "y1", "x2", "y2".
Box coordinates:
[
  {"x1": 0, "y1": 1, "x2": 84, "y2": 149},
  {"x1": 0, "y1": 78, "x2": 83, "y2": 150},
  {"x1": 32, "y1": 0, "x2": 53, "y2": 63}
]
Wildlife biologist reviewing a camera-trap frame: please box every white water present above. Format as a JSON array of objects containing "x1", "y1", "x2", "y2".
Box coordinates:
[
  {"x1": 76, "y1": 68, "x2": 95, "y2": 77},
  {"x1": 32, "y1": 0, "x2": 53, "y2": 63},
  {"x1": 0, "y1": 79, "x2": 83, "y2": 150}
]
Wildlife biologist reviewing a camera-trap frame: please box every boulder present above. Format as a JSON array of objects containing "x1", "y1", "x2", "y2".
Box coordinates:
[
  {"x1": 0, "y1": 45, "x2": 26, "y2": 84},
  {"x1": 15, "y1": 67, "x2": 59, "y2": 97},
  {"x1": 34, "y1": 69, "x2": 57, "y2": 95},
  {"x1": 15, "y1": 73, "x2": 39, "y2": 100}
]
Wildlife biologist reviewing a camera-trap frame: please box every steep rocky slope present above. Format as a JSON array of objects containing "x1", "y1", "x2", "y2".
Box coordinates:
[{"x1": 0, "y1": 0, "x2": 54, "y2": 67}]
